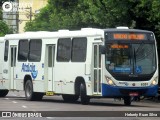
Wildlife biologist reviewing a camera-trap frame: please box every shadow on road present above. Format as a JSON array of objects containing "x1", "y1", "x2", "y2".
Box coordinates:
[
  {"x1": 39, "y1": 97, "x2": 151, "y2": 107},
  {"x1": 3, "y1": 95, "x2": 157, "y2": 108}
]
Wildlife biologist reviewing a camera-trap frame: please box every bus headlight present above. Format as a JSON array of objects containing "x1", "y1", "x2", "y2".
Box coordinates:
[
  {"x1": 151, "y1": 77, "x2": 158, "y2": 86},
  {"x1": 105, "y1": 76, "x2": 116, "y2": 86}
]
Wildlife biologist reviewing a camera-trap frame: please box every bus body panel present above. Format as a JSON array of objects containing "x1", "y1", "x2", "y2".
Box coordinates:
[
  {"x1": 102, "y1": 84, "x2": 158, "y2": 97},
  {"x1": 0, "y1": 37, "x2": 5, "y2": 89}
]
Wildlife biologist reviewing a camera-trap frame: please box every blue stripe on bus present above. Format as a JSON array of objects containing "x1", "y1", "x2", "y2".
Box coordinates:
[{"x1": 102, "y1": 84, "x2": 158, "y2": 97}]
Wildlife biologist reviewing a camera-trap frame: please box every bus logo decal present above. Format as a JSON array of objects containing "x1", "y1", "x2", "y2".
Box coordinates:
[
  {"x1": 119, "y1": 82, "x2": 129, "y2": 86},
  {"x1": 21, "y1": 63, "x2": 38, "y2": 79},
  {"x1": 135, "y1": 66, "x2": 142, "y2": 74}
]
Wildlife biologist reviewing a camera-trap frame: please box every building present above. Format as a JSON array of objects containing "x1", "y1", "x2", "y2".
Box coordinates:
[
  {"x1": 3, "y1": 0, "x2": 19, "y2": 33},
  {"x1": 3, "y1": 0, "x2": 47, "y2": 33},
  {"x1": 18, "y1": 0, "x2": 47, "y2": 33}
]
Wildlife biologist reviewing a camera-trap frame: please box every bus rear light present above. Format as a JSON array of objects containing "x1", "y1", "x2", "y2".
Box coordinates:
[{"x1": 105, "y1": 76, "x2": 116, "y2": 86}]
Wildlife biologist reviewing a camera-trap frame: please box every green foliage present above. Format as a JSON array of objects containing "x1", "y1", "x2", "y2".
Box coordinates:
[
  {"x1": 0, "y1": 8, "x2": 13, "y2": 36},
  {"x1": 0, "y1": 20, "x2": 10, "y2": 36},
  {"x1": 24, "y1": 0, "x2": 158, "y2": 29},
  {"x1": 24, "y1": 0, "x2": 160, "y2": 44},
  {"x1": 0, "y1": 9, "x2": 2, "y2": 19}
]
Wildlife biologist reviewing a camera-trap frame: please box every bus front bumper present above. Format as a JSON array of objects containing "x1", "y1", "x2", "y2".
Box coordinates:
[{"x1": 102, "y1": 84, "x2": 158, "y2": 97}]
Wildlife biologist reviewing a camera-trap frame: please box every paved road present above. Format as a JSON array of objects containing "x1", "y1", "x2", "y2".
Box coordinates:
[{"x1": 0, "y1": 91, "x2": 160, "y2": 120}]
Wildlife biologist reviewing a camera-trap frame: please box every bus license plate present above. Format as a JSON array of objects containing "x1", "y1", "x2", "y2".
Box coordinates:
[
  {"x1": 129, "y1": 92, "x2": 138, "y2": 96},
  {"x1": 46, "y1": 91, "x2": 54, "y2": 96}
]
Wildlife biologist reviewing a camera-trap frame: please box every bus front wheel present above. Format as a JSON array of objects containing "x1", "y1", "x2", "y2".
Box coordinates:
[
  {"x1": 80, "y1": 83, "x2": 90, "y2": 105},
  {"x1": 124, "y1": 96, "x2": 131, "y2": 106},
  {"x1": 0, "y1": 90, "x2": 9, "y2": 97},
  {"x1": 25, "y1": 80, "x2": 43, "y2": 101}
]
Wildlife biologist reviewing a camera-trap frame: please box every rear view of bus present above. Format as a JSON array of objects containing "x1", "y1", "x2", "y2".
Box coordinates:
[{"x1": 102, "y1": 27, "x2": 158, "y2": 105}]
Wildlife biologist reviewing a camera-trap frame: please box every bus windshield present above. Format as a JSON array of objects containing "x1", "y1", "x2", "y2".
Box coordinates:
[{"x1": 105, "y1": 43, "x2": 156, "y2": 76}]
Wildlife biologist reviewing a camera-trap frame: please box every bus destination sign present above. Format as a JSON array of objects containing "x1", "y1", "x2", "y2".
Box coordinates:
[{"x1": 113, "y1": 33, "x2": 145, "y2": 40}]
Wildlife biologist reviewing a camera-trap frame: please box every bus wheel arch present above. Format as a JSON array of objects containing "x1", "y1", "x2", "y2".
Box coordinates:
[
  {"x1": 23, "y1": 75, "x2": 32, "y2": 91},
  {"x1": 75, "y1": 77, "x2": 85, "y2": 96},
  {"x1": 24, "y1": 75, "x2": 43, "y2": 101},
  {"x1": 75, "y1": 77, "x2": 90, "y2": 105}
]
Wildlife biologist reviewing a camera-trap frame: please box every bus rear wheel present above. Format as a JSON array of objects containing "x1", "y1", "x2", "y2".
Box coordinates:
[
  {"x1": 0, "y1": 90, "x2": 9, "y2": 97},
  {"x1": 80, "y1": 83, "x2": 90, "y2": 105},
  {"x1": 62, "y1": 94, "x2": 79, "y2": 102},
  {"x1": 124, "y1": 96, "x2": 131, "y2": 106},
  {"x1": 25, "y1": 80, "x2": 43, "y2": 101}
]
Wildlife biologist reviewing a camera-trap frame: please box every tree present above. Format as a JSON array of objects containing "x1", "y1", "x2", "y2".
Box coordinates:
[
  {"x1": 0, "y1": 20, "x2": 11, "y2": 36},
  {"x1": 0, "y1": 0, "x2": 14, "y2": 36},
  {"x1": 24, "y1": 0, "x2": 160, "y2": 42},
  {"x1": 0, "y1": 8, "x2": 13, "y2": 36}
]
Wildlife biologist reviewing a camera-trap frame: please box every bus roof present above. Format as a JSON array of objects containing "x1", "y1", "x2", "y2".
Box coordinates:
[
  {"x1": 104, "y1": 28, "x2": 153, "y2": 33},
  {"x1": 4, "y1": 28, "x2": 154, "y2": 40},
  {"x1": 4, "y1": 28, "x2": 104, "y2": 40}
]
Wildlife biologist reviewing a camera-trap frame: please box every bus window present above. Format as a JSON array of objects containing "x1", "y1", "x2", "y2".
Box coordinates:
[
  {"x1": 57, "y1": 38, "x2": 71, "y2": 62},
  {"x1": 71, "y1": 37, "x2": 87, "y2": 62},
  {"x1": 28, "y1": 39, "x2": 42, "y2": 62},
  {"x1": 106, "y1": 44, "x2": 131, "y2": 74},
  {"x1": 4, "y1": 40, "x2": 9, "y2": 61},
  {"x1": 106, "y1": 43, "x2": 156, "y2": 75},
  {"x1": 18, "y1": 40, "x2": 29, "y2": 61},
  {"x1": 133, "y1": 44, "x2": 156, "y2": 74}
]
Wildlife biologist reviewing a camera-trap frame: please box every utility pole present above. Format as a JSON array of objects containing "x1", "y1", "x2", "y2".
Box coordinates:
[
  {"x1": 29, "y1": 7, "x2": 32, "y2": 22},
  {"x1": 2, "y1": 0, "x2": 33, "y2": 33}
]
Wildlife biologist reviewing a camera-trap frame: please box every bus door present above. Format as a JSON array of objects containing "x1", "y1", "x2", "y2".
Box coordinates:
[
  {"x1": 93, "y1": 44, "x2": 102, "y2": 95},
  {"x1": 10, "y1": 46, "x2": 17, "y2": 90},
  {"x1": 46, "y1": 45, "x2": 55, "y2": 94}
]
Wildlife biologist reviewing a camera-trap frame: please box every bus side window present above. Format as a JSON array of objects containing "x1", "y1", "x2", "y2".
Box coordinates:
[
  {"x1": 28, "y1": 39, "x2": 42, "y2": 62},
  {"x1": 4, "y1": 40, "x2": 9, "y2": 62},
  {"x1": 57, "y1": 38, "x2": 72, "y2": 62},
  {"x1": 18, "y1": 39, "x2": 29, "y2": 61},
  {"x1": 71, "y1": 37, "x2": 87, "y2": 62}
]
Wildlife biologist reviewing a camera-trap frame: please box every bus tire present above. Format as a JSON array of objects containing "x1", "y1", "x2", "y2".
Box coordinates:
[
  {"x1": 0, "y1": 90, "x2": 9, "y2": 97},
  {"x1": 124, "y1": 96, "x2": 131, "y2": 106},
  {"x1": 25, "y1": 80, "x2": 43, "y2": 101},
  {"x1": 25, "y1": 80, "x2": 36, "y2": 101},
  {"x1": 62, "y1": 94, "x2": 79, "y2": 102},
  {"x1": 80, "y1": 83, "x2": 90, "y2": 105}
]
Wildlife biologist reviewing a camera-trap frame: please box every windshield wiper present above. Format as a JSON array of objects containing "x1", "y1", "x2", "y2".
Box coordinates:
[{"x1": 133, "y1": 48, "x2": 137, "y2": 66}]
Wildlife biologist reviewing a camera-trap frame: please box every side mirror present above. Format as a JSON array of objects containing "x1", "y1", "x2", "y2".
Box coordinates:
[{"x1": 100, "y1": 45, "x2": 106, "y2": 54}]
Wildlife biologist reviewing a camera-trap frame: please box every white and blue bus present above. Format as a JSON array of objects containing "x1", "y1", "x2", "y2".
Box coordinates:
[
  {"x1": 0, "y1": 37, "x2": 8, "y2": 97},
  {"x1": 0, "y1": 27, "x2": 158, "y2": 105}
]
